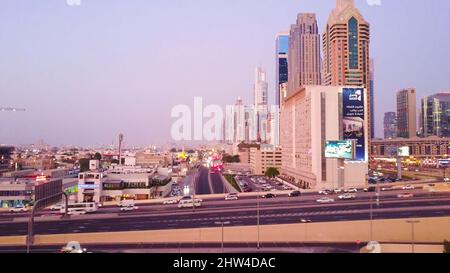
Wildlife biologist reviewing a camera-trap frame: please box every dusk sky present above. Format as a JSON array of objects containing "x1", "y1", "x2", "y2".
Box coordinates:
[{"x1": 0, "y1": 0, "x2": 449, "y2": 147}]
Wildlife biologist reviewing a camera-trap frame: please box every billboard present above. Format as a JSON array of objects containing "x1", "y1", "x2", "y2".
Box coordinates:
[
  {"x1": 397, "y1": 146, "x2": 410, "y2": 157},
  {"x1": 342, "y1": 88, "x2": 366, "y2": 161},
  {"x1": 325, "y1": 140, "x2": 354, "y2": 160}
]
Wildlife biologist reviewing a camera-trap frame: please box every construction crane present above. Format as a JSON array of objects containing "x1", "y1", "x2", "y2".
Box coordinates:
[{"x1": 0, "y1": 107, "x2": 26, "y2": 112}]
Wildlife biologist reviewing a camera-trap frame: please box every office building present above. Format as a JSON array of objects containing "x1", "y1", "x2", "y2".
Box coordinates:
[
  {"x1": 372, "y1": 136, "x2": 450, "y2": 159},
  {"x1": 323, "y1": 0, "x2": 372, "y2": 140},
  {"x1": 421, "y1": 93, "x2": 450, "y2": 138},
  {"x1": 369, "y1": 59, "x2": 375, "y2": 139},
  {"x1": 280, "y1": 86, "x2": 369, "y2": 189},
  {"x1": 383, "y1": 112, "x2": 397, "y2": 139},
  {"x1": 276, "y1": 32, "x2": 289, "y2": 107},
  {"x1": 397, "y1": 88, "x2": 417, "y2": 138},
  {"x1": 288, "y1": 13, "x2": 321, "y2": 94},
  {"x1": 249, "y1": 144, "x2": 282, "y2": 175}
]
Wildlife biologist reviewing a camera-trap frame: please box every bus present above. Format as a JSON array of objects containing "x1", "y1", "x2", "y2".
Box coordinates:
[{"x1": 60, "y1": 202, "x2": 98, "y2": 215}]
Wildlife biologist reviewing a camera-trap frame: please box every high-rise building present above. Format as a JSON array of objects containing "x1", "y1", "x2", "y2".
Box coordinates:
[
  {"x1": 323, "y1": 0, "x2": 371, "y2": 139},
  {"x1": 421, "y1": 93, "x2": 450, "y2": 138},
  {"x1": 369, "y1": 59, "x2": 375, "y2": 139},
  {"x1": 254, "y1": 67, "x2": 268, "y2": 108},
  {"x1": 383, "y1": 112, "x2": 397, "y2": 139},
  {"x1": 275, "y1": 32, "x2": 289, "y2": 107},
  {"x1": 280, "y1": 86, "x2": 369, "y2": 189},
  {"x1": 288, "y1": 13, "x2": 321, "y2": 94},
  {"x1": 396, "y1": 88, "x2": 417, "y2": 138}
]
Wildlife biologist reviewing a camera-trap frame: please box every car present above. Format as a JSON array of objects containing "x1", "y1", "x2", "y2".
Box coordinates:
[
  {"x1": 9, "y1": 205, "x2": 29, "y2": 213},
  {"x1": 402, "y1": 185, "x2": 415, "y2": 190},
  {"x1": 345, "y1": 188, "x2": 358, "y2": 193},
  {"x1": 338, "y1": 193, "x2": 356, "y2": 200},
  {"x1": 49, "y1": 204, "x2": 63, "y2": 211},
  {"x1": 225, "y1": 193, "x2": 239, "y2": 201},
  {"x1": 300, "y1": 219, "x2": 312, "y2": 223},
  {"x1": 444, "y1": 177, "x2": 450, "y2": 182},
  {"x1": 316, "y1": 197, "x2": 335, "y2": 203},
  {"x1": 381, "y1": 187, "x2": 394, "y2": 191},
  {"x1": 163, "y1": 198, "x2": 178, "y2": 205},
  {"x1": 318, "y1": 189, "x2": 332, "y2": 195},
  {"x1": 178, "y1": 199, "x2": 202, "y2": 208},
  {"x1": 333, "y1": 189, "x2": 343, "y2": 194},
  {"x1": 262, "y1": 193, "x2": 276, "y2": 198},
  {"x1": 288, "y1": 190, "x2": 302, "y2": 197},
  {"x1": 120, "y1": 205, "x2": 138, "y2": 211},
  {"x1": 282, "y1": 185, "x2": 291, "y2": 190},
  {"x1": 397, "y1": 193, "x2": 414, "y2": 198}
]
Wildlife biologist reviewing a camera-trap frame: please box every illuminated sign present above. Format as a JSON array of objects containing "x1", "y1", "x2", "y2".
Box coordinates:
[
  {"x1": 36, "y1": 175, "x2": 47, "y2": 182},
  {"x1": 78, "y1": 184, "x2": 99, "y2": 190},
  {"x1": 325, "y1": 140, "x2": 355, "y2": 160},
  {"x1": 397, "y1": 146, "x2": 410, "y2": 157},
  {"x1": 342, "y1": 88, "x2": 366, "y2": 161}
]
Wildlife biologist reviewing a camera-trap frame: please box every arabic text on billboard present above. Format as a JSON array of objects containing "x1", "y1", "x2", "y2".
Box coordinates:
[
  {"x1": 325, "y1": 140, "x2": 354, "y2": 159},
  {"x1": 342, "y1": 88, "x2": 366, "y2": 161}
]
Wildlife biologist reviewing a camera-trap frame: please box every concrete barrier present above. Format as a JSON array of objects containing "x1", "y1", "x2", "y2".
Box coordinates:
[{"x1": 1, "y1": 217, "x2": 448, "y2": 248}]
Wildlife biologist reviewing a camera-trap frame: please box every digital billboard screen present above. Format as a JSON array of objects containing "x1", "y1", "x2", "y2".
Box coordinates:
[
  {"x1": 398, "y1": 146, "x2": 410, "y2": 157},
  {"x1": 342, "y1": 88, "x2": 366, "y2": 161},
  {"x1": 325, "y1": 140, "x2": 354, "y2": 160}
]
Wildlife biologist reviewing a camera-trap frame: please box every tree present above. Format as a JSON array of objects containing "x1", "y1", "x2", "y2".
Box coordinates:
[
  {"x1": 170, "y1": 148, "x2": 177, "y2": 153},
  {"x1": 265, "y1": 167, "x2": 280, "y2": 178},
  {"x1": 79, "y1": 158, "x2": 90, "y2": 172},
  {"x1": 93, "y1": 152, "x2": 102, "y2": 161}
]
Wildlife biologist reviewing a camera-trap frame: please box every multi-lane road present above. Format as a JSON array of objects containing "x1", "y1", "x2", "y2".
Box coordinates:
[
  {"x1": 195, "y1": 167, "x2": 228, "y2": 195},
  {"x1": 0, "y1": 186, "x2": 449, "y2": 237}
]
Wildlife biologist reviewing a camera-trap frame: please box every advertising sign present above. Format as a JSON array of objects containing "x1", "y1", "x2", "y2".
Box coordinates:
[
  {"x1": 78, "y1": 184, "x2": 99, "y2": 190},
  {"x1": 397, "y1": 146, "x2": 410, "y2": 157},
  {"x1": 342, "y1": 88, "x2": 366, "y2": 161},
  {"x1": 325, "y1": 140, "x2": 354, "y2": 159}
]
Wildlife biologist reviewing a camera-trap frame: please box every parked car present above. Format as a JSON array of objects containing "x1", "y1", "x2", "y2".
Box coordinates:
[
  {"x1": 316, "y1": 197, "x2": 335, "y2": 203},
  {"x1": 9, "y1": 204, "x2": 29, "y2": 213},
  {"x1": 262, "y1": 193, "x2": 276, "y2": 198},
  {"x1": 288, "y1": 190, "x2": 301, "y2": 197},
  {"x1": 397, "y1": 193, "x2": 414, "y2": 198},
  {"x1": 225, "y1": 193, "x2": 239, "y2": 201}
]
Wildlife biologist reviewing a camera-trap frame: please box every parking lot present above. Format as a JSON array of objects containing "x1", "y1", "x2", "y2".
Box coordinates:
[{"x1": 235, "y1": 175, "x2": 295, "y2": 193}]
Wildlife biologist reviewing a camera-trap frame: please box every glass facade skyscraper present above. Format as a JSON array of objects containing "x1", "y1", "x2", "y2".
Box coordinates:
[
  {"x1": 276, "y1": 33, "x2": 289, "y2": 107},
  {"x1": 421, "y1": 93, "x2": 450, "y2": 138}
]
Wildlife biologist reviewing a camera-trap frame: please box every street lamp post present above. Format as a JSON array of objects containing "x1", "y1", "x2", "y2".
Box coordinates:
[
  {"x1": 257, "y1": 189, "x2": 260, "y2": 250},
  {"x1": 406, "y1": 220, "x2": 420, "y2": 253},
  {"x1": 215, "y1": 221, "x2": 230, "y2": 253}
]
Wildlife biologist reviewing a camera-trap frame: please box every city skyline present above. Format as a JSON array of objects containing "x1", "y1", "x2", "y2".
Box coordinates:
[{"x1": 1, "y1": 0, "x2": 449, "y2": 146}]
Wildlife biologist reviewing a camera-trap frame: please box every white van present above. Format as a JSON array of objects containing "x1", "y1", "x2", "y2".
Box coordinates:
[{"x1": 178, "y1": 199, "x2": 201, "y2": 209}]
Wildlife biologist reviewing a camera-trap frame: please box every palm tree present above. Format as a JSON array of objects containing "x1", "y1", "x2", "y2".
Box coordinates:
[{"x1": 265, "y1": 167, "x2": 280, "y2": 178}]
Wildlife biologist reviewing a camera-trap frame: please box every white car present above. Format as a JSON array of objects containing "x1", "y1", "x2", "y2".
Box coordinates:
[
  {"x1": 333, "y1": 189, "x2": 343, "y2": 194},
  {"x1": 120, "y1": 206, "x2": 138, "y2": 212},
  {"x1": 316, "y1": 197, "x2": 335, "y2": 203},
  {"x1": 346, "y1": 188, "x2": 358, "y2": 193},
  {"x1": 163, "y1": 198, "x2": 178, "y2": 205},
  {"x1": 9, "y1": 205, "x2": 29, "y2": 213},
  {"x1": 49, "y1": 204, "x2": 63, "y2": 211},
  {"x1": 338, "y1": 193, "x2": 356, "y2": 200},
  {"x1": 225, "y1": 193, "x2": 239, "y2": 201},
  {"x1": 402, "y1": 185, "x2": 415, "y2": 190}
]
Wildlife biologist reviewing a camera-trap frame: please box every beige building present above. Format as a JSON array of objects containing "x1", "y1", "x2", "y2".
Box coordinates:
[
  {"x1": 135, "y1": 152, "x2": 170, "y2": 167},
  {"x1": 396, "y1": 88, "x2": 417, "y2": 138},
  {"x1": 322, "y1": 0, "x2": 371, "y2": 141},
  {"x1": 288, "y1": 13, "x2": 322, "y2": 94},
  {"x1": 280, "y1": 86, "x2": 369, "y2": 189},
  {"x1": 372, "y1": 136, "x2": 450, "y2": 159},
  {"x1": 249, "y1": 145, "x2": 282, "y2": 175}
]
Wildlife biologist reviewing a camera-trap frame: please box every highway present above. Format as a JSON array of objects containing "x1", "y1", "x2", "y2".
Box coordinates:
[
  {"x1": 0, "y1": 189, "x2": 449, "y2": 237},
  {"x1": 194, "y1": 167, "x2": 228, "y2": 195}
]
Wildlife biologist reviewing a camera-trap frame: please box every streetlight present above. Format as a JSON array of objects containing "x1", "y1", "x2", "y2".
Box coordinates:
[
  {"x1": 214, "y1": 221, "x2": 231, "y2": 253},
  {"x1": 406, "y1": 220, "x2": 420, "y2": 253}
]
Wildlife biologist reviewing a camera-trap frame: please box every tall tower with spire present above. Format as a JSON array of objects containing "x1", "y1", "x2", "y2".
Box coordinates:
[{"x1": 323, "y1": 0, "x2": 372, "y2": 139}]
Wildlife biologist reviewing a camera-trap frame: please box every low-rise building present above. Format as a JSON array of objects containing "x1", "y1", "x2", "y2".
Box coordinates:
[
  {"x1": 371, "y1": 136, "x2": 450, "y2": 159},
  {"x1": 249, "y1": 144, "x2": 282, "y2": 175}
]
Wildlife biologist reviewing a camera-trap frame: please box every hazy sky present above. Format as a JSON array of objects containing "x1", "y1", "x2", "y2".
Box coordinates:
[{"x1": 0, "y1": 0, "x2": 449, "y2": 147}]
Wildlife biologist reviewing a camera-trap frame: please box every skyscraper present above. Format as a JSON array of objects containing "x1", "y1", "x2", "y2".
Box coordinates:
[
  {"x1": 369, "y1": 59, "x2": 375, "y2": 139},
  {"x1": 254, "y1": 67, "x2": 268, "y2": 108},
  {"x1": 397, "y1": 88, "x2": 417, "y2": 138},
  {"x1": 323, "y1": 0, "x2": 371, "y2": 137},
  {"x1": 288, "y1": 13, "x2": 321, "y2": 94},
  {"x1": 276, "y1": 32, "x2": 289, "y2": 107},
  {"x1": 383, "y1": 112, "x2": 397, "y2": 139},
  {"x1": 421, "y1": 93, "x2": 450, "y2": 138}
]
